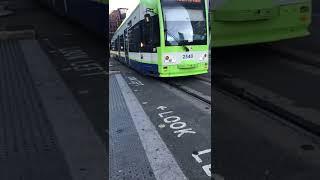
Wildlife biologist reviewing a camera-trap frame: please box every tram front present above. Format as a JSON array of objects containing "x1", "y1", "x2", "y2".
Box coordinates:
[{"x1": 158, "y1": 0, "x2": 209, "y2": 77}]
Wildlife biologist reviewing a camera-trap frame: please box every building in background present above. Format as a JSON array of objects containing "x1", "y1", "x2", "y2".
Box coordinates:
[{"x1": 109, "y1": 8, "x2": 128, "y2": 41}]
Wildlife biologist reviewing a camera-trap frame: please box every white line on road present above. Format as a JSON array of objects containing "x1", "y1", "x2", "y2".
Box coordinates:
[{"x1": 115, "y1": 74, "x2": 188, "y2": 180}]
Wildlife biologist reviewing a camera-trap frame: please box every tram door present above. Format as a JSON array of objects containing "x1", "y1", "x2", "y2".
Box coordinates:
[{"x1": 124, "y1": 28, "x2": 130, "y2": 65}]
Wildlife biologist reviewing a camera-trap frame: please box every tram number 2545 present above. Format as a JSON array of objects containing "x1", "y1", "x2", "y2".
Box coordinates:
[{"x1": 183, "y1": 54, "x2": 193, "y2": 59}]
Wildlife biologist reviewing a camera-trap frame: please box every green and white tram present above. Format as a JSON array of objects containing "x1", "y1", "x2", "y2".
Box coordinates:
[
  {"x1": 110, "y1": 0, "x2": 209, "y2": 77},
  {"x1": 210, "y1": 0, "x2": 312, "y2": 47}
]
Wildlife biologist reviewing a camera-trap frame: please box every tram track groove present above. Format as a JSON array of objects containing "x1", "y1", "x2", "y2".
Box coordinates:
[
  {"x1": 193, "y1": 76, "x2": 211, "y2": 83},
  {"x1": 261, "y1": 44, "x2": 320, "y2": 69},
  {"x1": 161, "y1": 79, "x2": 211, "y2": 105},
  {"x1": 212, "y1": 72, "x2": 320, "y2": 137}
]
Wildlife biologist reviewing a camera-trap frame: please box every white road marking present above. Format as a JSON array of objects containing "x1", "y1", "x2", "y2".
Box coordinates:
[
  {"x1": 192, "y1": 149, "x2": 211, "y2": 163},
  {"x1": 158, "y1": 111, "x2": 173, "y2": 118},
  {"x1": 58, "y1": 46, "x2": 107, "y2": 77},
  {"x1": 157, "y1": 106, "x2": 168, "y2": 110},
  {"x1": 202, "y1": 164, "x2": 211, "y2": 177},
  {"x1": 108, "y1": 71, "x2": 120, "y2": 75},
  {"x1": 192, "y1": 149, "x2": 212, "y2": 177},
  {"x1": 127, "y1": 76, "x2": 144, "y2": 86},
  {"x1": 158, "y1": 124, "x2": 166, "y2": 128},
  {"x1": 157, "y1": 107, "x2": 196, "y2": 138},
  {"x1": 115, "y1": 74, "x2": 187, "y2": 180}
]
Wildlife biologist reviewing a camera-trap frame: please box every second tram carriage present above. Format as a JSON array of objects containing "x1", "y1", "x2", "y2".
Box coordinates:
[
  {"x1": 211, "y1": 0, "x2": 312, "y2": 47},
  {"x1": 110, "y1": 0, "x2": 210, "y2": 77}
]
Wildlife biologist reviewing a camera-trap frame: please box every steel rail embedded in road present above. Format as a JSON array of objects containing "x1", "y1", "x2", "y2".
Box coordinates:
[
  {"x1": 261, "y1": 44, "x2": 320, "y2": 69},
  {"x1": 213, "y1": 72, "x2": 320, "y2": 137},
  {"x1": 161, "y1": 79, "x2": 211, "y2": 105},
  {"x1": 193, "y1": 76, "x2": 211, "y2": 83}
]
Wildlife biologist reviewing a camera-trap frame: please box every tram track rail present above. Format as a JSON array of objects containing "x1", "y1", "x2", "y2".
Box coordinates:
[
  {"x1": 260, "y1": 44, "x2": 320, "y2": 69},
  {"x1": 193, "y1": 75, "x2": 211, "y2": 83},
  {"x1": 212, "y1": 71, "x2": 320, "y2": 137},
  {"x1": 161, "y1": 78, "x2": 212, "y2": 105}
]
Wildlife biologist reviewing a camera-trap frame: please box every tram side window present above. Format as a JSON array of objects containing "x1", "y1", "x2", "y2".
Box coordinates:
[
  {"x1": 141, "y1": 15, "x2": 160, "y2": 52},
  {"x1": 124, "y1": 29, "x2": 128, "y2": 52},
  {"x1": 126, "y1": 15, "x2": 160, "y2": 53},
  {"x1": 142, "y1": 22, "x2": 151, "y2": 48},
  {"x1": 128, "y1": 24, "x2": 141, "y2": 52},
  {"x1": 111, "y1": 41, "x2": 116, "y2": 51},
  {"x1": 114, "y1": 38, "x2": 118, "y2": 51},
  {"x1": 119, "y1": 35, "x2": 124, "y2": 51},
  {"x1": 114, "y1": 38, "x2": 119, "y2": 51},
  {"x1": 116, "y1": 37, "x2": 119, "y2": 51},
  {"x1": 152, "y1": 15, "x2": 160, "y2": 48}
]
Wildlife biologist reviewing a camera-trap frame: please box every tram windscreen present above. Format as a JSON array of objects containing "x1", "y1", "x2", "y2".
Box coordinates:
[{"x1": 161, "y1": 0, "x2": 207, "y2": 46}]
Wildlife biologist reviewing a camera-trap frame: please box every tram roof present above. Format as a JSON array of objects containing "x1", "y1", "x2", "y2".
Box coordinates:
[{"x1": 111, "y1": 0, "x2": 159, "y2": 41}]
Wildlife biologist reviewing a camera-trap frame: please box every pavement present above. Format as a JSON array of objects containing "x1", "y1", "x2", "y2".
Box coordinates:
[
  {"x1": 1, "y1": 0, "x2": 107, "y2": 140},
  {"x1": 0, "y1": 0, "x2": 106, "y2": 179},
  {"x1": 0, "y1": 38, "x2": 106, "y2": 180}
]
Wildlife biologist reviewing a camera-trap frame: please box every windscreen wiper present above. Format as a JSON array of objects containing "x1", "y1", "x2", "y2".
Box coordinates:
[{"x1": 165, "y1": 29, "x2": 190, "y2": 52}]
